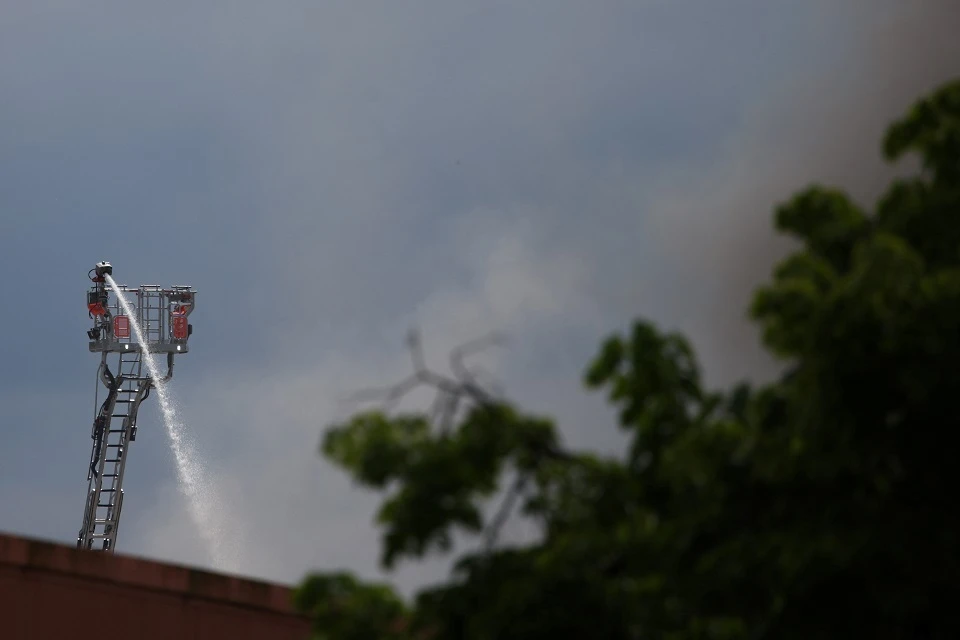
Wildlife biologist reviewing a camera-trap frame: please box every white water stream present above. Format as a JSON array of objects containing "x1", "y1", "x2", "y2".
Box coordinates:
[{"x1": 105, "y1": 275, "x2": 236, "y2": 570}]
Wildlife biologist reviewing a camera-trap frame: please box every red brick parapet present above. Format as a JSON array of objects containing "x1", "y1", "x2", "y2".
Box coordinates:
[{"x1": 0, "y1": 531, "x2": 311, "y2": 639}]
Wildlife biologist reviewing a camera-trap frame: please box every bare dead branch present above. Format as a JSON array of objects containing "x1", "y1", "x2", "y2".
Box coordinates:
[
  {"x1": 461, "y1": 363, "x2": 506, "y2": 400},
  {"x1": 427, "y1": 387, "x2": 449, "y2": 425},
  {"x1": 437, "y1": 392, "x2": 461, "y2": 436},
  {"x1": 342, "y1": 329, "x2": 507, "y2": 421},
  {"x1": 406, "y1": 327, "x2": 429, "y2": 374},
  {"x1": 450, "y1": 331, "x2": 507, "y2": 401},
  {"x1": 482, "y1": 474, "x2": 527, "y2": 553},
  {"x1": 343, "y1": 374, "x2": 422, "y2": 406},
  {"x1": 450, "y1": 331, "x2": 506, "y2": 378}
]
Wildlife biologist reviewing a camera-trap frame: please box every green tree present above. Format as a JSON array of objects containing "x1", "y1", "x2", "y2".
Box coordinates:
[{"x1": 296, "y1": 78, "x2": 960, "y2": 639}]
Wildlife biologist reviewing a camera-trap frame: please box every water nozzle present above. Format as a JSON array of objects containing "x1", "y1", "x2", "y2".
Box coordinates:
[{"x1": 94, "y1": 261, "x2": 113, "y2": 277}]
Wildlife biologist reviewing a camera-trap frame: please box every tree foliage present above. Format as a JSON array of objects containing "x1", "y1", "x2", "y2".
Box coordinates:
[{"x1": 296, "y1": 78, "x2": 960, "y2": 639}]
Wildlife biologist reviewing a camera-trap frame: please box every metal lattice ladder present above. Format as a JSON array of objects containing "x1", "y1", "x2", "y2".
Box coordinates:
[{"x1": 77, "y1": 349, "x2": 152, "y2": 551}]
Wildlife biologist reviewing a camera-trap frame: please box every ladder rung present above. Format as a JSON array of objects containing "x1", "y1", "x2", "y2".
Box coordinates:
[
  {"x1": 103, "y1": 473, "x2": 118, "y2": 478},
  {"x1": 97, "y1": 503, "x2": 113, "y2": 508},
  {"x1": 104, "y1": 459, "x2": 122, "y2": 463},
  {"x1": 108, "y1": 430, "x2": 126, "y2": 434}
]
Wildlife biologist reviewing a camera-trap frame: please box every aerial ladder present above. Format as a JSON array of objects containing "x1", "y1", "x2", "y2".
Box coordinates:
[{"x1": 77, "y1": 261, "x2": 196, "y2": 552}]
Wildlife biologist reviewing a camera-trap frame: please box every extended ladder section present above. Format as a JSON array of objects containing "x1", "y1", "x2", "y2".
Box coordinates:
[
  {"x1": 78, "y1": 265, "x2": 195, "y2": 552},
  {"x1": 77, "y1": 350, "x2": 155, "y2": 550}
]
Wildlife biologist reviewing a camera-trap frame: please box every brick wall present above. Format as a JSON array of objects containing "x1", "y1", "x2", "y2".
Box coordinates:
[{"x1": 0, "y1": 532, "x2": 312, "y2": 639}]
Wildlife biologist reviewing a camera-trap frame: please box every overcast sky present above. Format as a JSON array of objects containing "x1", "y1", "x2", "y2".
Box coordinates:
[{"x1": 1, "y1": 1, "x2": 957, "y2": 594}]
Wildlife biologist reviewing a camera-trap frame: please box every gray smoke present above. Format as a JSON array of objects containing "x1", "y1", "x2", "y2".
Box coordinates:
[{"x1": 645, "y1": 0, "x2": 960, "y2": 387}]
